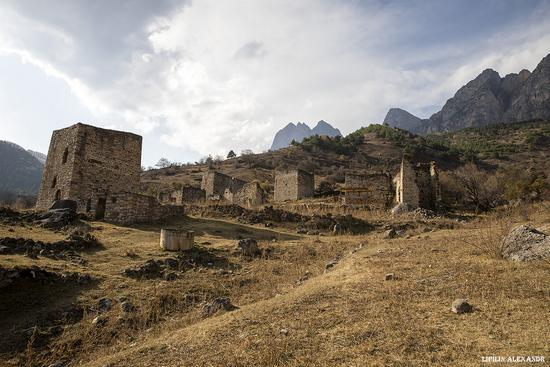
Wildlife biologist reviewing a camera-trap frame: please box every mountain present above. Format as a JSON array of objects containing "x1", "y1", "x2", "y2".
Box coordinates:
[
  {"x1": 0, "y1": 141, "x2": 44, "y2": 195},
  {"x1": 383, "y1": 108, "x2": 424, "y2": 134},
  {"x1": 270, "y1": 120, "x2": 342, "y2": 150},
  {"x1": 27, "y1": 150, "x2": 47, "y2": 164},
  {"x1": 384, "y1": 53, "x2": 550, "y2": 134}
]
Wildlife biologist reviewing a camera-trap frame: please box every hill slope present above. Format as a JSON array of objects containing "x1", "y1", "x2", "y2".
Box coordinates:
[{"x1": 0, "y1": 141, "x2": 44, "y2": 195}]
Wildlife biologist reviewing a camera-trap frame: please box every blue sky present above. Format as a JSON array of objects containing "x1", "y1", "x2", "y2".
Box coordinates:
[{"x1": 0, "y1": 0, "x2": 548, "y2": 166}]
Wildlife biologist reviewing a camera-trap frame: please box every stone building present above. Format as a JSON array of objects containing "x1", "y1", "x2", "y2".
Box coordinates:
[
  {"x1": 201, "y1": 170, "x2": 246, "y2": 199},
  {"x1": 274, "y1": 169, "x2": 314, "y2": 202},
  {"x1": 36, "y1": 122, "x2": 183, "y2": 223},
  {"x1": 158, "y1": 186, "x2": 205, "y2": 205},
  {"x1": 227, "y1": 181, "x2": 266, "y2": 208},
  {"x1": 394, "y1": 159, "x2": 440, "y2": 210},
  {"x1": 342, "y1": 172, "x2": 393, "y2": 209}
]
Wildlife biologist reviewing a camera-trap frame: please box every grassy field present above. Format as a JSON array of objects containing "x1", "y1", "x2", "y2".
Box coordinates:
[{"x1": 1, "y1": 202, "x2": 549, "y2": 366}]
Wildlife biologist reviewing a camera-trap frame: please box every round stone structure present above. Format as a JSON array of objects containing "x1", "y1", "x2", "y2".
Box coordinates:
[{"x1": 160, "y1": 229, "x2": 195, "y2": 251}]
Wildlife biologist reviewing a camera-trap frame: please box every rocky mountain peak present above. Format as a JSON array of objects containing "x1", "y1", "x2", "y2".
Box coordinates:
[{"x1": 270, "y1": 120, "x2": 342, "y2": 151}]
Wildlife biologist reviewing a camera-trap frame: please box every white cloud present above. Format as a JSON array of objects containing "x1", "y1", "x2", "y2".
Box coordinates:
[{"x1": 0, "y1": 0, "x2": 548, "y2": 163}]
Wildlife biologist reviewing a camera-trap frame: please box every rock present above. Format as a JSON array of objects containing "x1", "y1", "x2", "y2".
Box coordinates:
[
  {"x1": 164, "y1": 258, "x2": 179, "y2": 269},
  {"x1": 383, "y1": 229, "x2": 397, "y2": 239},
  {"x1": 324, "y1": 259, "x2": 338, "y2": 272},
  {"x1": 97, "y1": 297, "x2": 113, "y2": 312},
  {"x1": 0, "y1": 245, "x2": 11, "y2": 254},
  {"x1": 280, "y1": 328, "x2": 289, "y2": 336},
  {"x1": 48, "y1": 362, "x2": 65, "y2": 367},
  {"x1": 202, "y1": 297, "x2": 236, "y2": 316},
  {"x1": 385, "y1": 273, "x2": 395, "y2": 281},
  {"x1": 49, "y1": 199, "x2": 78, "y2": 212},
  {"x1": 306, "y1": 230, "x2": 320, "y2": 236},
  {"x1": 237, "y1": 238, "x2": 261, "y2": 257},
  {"x1": 296, "y1": 228, "x2": 308, "y2": 234},
  {"x1": 163, "y1": 272, "x2": 177, "y2": 281},
  {"x1": 92, "y1": 315, "x2": 107, "y2": 325},
  {"x1": 120, "y1": 300, "x2": 134, "y2": 313},
  {"x1": 451, "y1": 299, "x2": 472, "y2": 314},
  {"x1": 500, "y1": 225, "x2": 550, "y2": 261},
  {"x1": 391, "y1": 203, "x2": 412, "y2": 215},
  {"x1": 332, "y1": 223, "x2": 343, "y2": 235}
]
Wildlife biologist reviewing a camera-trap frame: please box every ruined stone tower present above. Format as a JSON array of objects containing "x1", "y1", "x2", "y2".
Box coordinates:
[
  {"x1": 274, "y1": 169, "x2": 314, "y2": 202},
  {"x1": 394, "y1": 158, "x2": 440, "y2": 210},
  {"x1": 35, "y1": 123, "x2": 142, "y2": 218}
]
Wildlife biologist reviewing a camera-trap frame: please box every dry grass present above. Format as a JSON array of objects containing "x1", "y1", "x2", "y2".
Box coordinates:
[{"x1": 1, "y1": 203, "x2": 550, "y2": 366}]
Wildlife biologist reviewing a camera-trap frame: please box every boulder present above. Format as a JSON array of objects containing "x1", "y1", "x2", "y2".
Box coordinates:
[
  {"x1": 391, "y1": 203, "x2": 412, "y2": 215},
  {"x1": 451, "y1": 299, "x2": 472, "y2": 314},
  {"x1": 202, "y1": 297, "x2": 235, "y2": 316},
  {"x1": 383, "y1": 229, "x2": 398, "y2": 239},
  {"x1": 237, "y1": 238, "x2": 261, "y2": 257},
  {"x1": 500, "y1": 225, "x2": 550, "y2": 261},
  {"x1": 49, "y1": 199, "x2": 78, "y2": 212}
]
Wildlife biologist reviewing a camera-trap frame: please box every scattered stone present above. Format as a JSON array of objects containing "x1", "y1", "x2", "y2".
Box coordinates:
[
  {"x1": 383, "y1": 229, "x2": 398, "y2": 239},
  {"x1": 306, "y1": 230, "x2": 320, "y2": 236},
  {"x1": 202, "y1": 297, "x2": 236, "y2": 316},
  {"x1": 163, "y1": 272, "x2": 177, "y2": 281},
  {"x1": 0, "y1": 245, "x2": 11, "y2": 254},
  {"x1": 237, "y1": 238, "x2": 261, "y2": 257},
  {"x1": 164, "y1": 258, "x2": 179, "y2": 269},
  {"x1": 391, "y1": 203, "x2": 412, "y2": 215},
  {"x1": 280, "y1": 328, "x2": 289, "y2": 336},
  {"x1": 48, "y1": 362, "x2": 65, "y2": 367},
  {"x1": 385, "y1": 273, "x2": 396, "y2": 281},
  {"x1": 296, "y1": 228, "x2": 308, "y2": 234},
  {"x1": 333, "y1": 223, "x2": 343, "y2": 235},
  {"x1": 451, "y1": 299, "x2": 472, "y2": 314},
  {"x1": 500, "y1": 225, "x2": 550, "y2": 261},
  {"x1": 97, "y1": 297, "x2": 113, "y2": 312},
  {"x1": 325, "y1": 259, "x2": 338, "y2": 273},
  {"x1": 120, "y1": 300, "x2": 135, "y2": 313},
  {"x1": 92, "y1": 315, "x2": 107, "y2": 325}
]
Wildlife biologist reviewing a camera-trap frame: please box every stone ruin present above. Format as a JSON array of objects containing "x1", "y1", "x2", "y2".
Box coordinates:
[
  {"x1": 158, "y1": 186, "x2": 206, "y2": 205},
  {"x1": 200, "y1": 170, "x2": 265, "y2": 208},
  {"x1": 393, "y1": 158, "x2": 440, "y2": 210},
  {"x1": 342, "y1": 172, "x2": 393, "y2": 209},
  {"x1": 201, "y1": 170, "x2": 246, "y2": 200},
  {"x1": 274, "y1": 169, "x2": 314, "y2": 202},
  {"x1": 342, "y1": 158, "x2": 440, "y2": 211},
  {"x1": 36, "y1": 123, "x2": 183, "y2": 224}
]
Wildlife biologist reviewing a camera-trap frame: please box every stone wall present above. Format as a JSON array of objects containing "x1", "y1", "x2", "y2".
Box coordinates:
[
  {"x1": 231, "y1": 181, "x2": 265, "y2": 208},
  {"x1": 343, "y1": 172, "x2": 393, "y2": 209},
  {"x1": 394, "y1": 159, "x2": 440, "y2": 210},
  {"x1": 158, "y1": 186, "x2": 205, "y2": 205},
  {"x1": 36, "y1": 123, "x2": 142, "y2": 218},
  {"x1": 274, "y1": 169, "x2": 314, "y2": 202},
  {"x1": 201, "y1": 171, "x2": 246, "y2": 198},
  {"x1": 104, "y1": 192, "x2": 184, "y2": 225}
]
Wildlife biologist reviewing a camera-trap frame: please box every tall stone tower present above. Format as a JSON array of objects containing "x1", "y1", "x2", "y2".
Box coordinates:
[
  {"x1": 394, "y1": 158, "x2": 440, "y2": 210},
  {"x1": 35, "y1": 123, "x2": 142, "y2": 218}
]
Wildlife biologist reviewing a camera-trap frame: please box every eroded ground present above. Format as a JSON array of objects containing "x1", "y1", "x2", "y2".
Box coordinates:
[{"x1": 1, "y1": 204, "x2": 549, "y2": 366}]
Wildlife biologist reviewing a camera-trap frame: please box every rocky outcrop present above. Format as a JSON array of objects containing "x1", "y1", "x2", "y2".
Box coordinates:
[
  {"x1": 383, "y1": 108, "x2": 424, "y2": 134},
  {"x1": 500, "y1": 225, "x2": 550, "y2": 261},
  {"x1": 384, "y1": 53, "x2": 550, "y2": 134},
  {"x1": 270, "y1": 120, "x2": 342, "y2": 151}
]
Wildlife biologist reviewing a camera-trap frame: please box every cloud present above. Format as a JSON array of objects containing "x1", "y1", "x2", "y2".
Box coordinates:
[{"x1": 0, "y1": 0, "x2": 548, "y2": 164}]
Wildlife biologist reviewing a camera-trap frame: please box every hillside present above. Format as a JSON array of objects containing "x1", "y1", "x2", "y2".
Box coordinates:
[
  {"x1": 384, "y1": 53, "x2": 550, "y2": 134},
  {"x1": 0, "y1": 141, "x2": 44, "y2": 196},
  {"x1": 141, "y1": 120, "x2": 550, "y2": 196}
]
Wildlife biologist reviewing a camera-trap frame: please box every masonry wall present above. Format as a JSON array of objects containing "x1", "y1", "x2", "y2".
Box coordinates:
[
  {"x1": 104, "y1": 192, "x2": 184, "y2": 225},
  {"x1": 201, "y1": 171, "x2": 246, "y2": 198},
  {"x1": 36, "y1": 123, "x2": 142, "y2": 218},
  {"x1": 232, "y1": 181, "x2": 265, "y2": 208},
  {"x1": 343, "y1": 172, "x2": 393, "y2": 209},
  {"x1": 395, "y1": 159, "x2": 440, "y2": 210},
  {"x1": 274, "y1": 169, "x2": 314, "y2": 202},
  {"x1": 158, "y1": 186, "x2": 205, "y2": 205}
]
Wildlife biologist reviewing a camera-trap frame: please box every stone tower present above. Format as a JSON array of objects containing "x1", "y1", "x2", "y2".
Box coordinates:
[
  {"x1": 394, "y1": 158, "x2": 440, "y2": 210},
  {"x1": 274, "y1": 169, "x2": 314, "y2": 202},
  {"x1": 35, "y1": 123, "x2": 142, "y2": 218}
]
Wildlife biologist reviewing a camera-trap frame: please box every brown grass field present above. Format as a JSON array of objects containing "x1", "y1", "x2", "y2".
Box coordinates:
[{"x1": 1, "y1": 202, "x2": 549, "y2": 366}]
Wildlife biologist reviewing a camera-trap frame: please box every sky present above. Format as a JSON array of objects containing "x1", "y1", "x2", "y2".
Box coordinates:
[{"x1": 0, "y1": 0, "x2": 549, "y2": 166}]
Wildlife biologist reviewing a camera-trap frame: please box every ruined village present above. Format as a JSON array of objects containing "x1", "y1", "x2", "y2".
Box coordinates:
[{"x1": 1, "y1": 2, "x2": 550, "y2": 366}]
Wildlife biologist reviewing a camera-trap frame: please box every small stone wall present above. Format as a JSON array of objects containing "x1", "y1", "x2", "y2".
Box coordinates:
[
  {"x1": 201, "y1": 171, "x2": 246, "y2": 198},
  {"x1": 158, "y1": 186, "x2": 205, "y2": 205},
  {"x1": 274, "y1": 169, "x2": 314, "y2": 202},
  {"x1": 343, "y1": 172, "x2": 393, "y2": 209},
  {"x1": 104, "y1": 192, "x2": 184, "y2": 225},
  {"x1": 232, "y1": 181, "x2": 265, "y2": 208}
]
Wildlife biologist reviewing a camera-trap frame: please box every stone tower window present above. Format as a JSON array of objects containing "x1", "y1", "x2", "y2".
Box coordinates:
[
  {"x1": 62, "y1": 147, "x2": 69, "y2": 164},
  {"x1": 51, "y1": 176, "x2": 57, "y2": 188}
]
